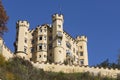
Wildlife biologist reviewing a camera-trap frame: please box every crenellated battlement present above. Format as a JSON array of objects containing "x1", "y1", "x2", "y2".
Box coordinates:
[
  {"x1": 31, "y1": 62, "x2": 120, "y2": 78},
  {"x1": 52, "y1": 13, "x2": 64, "y2": 22},
  {"x1": 76, "y1": 36, "x2": 87, "y2": 42},
  {"x1": 16, "y1": 20, "x2": 30, "y2": 28}
]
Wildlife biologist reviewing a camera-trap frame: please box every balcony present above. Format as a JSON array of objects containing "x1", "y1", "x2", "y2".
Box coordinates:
[{"x1": 66, "y1": 50, "x2": 72, "y2": 57}]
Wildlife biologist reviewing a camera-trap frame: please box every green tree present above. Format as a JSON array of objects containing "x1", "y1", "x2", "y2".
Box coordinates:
[
  {"x1": 117, "y1": 54, "x2": 120, "y2": 66},
  {"x1": 0, "y1": 0, "x2": 9, "y2": 36},
  {"x1": 96, "y1": 59, "x2": 110, "y2": 68}
]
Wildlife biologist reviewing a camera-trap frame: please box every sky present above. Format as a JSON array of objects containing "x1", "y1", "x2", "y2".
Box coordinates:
[{"x1": 2, "y1": 0, "x2": 120, "y2": 66}]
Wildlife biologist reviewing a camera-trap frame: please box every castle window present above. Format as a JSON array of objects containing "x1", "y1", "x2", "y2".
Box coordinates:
[
  {"x1": 66, "y1": 42, "x2": 71, "y2": 49},
  {"x1": 57, "y1": 31, "x2": 63, "y2": 37},
  {"x1": 44, "y1": 36, "x2": 46, "y2": 40},
  {"x1": 66, "y1": 50, "x2": 71, "y2": 56},
  {"x1": 39, "y1": 55, "x2": 41, "y2": 58},
  {"x1": 80, "y1": 59, "x2": 84, "y2": 65},
  {"x1": 44, "y1": 43, "x2": 46, "y2": 49},
  {"x1": 30, "y1": 47, "x2": 34, "y2": 53},
  {"x1": 31, "y1": 40, "x2": 34, "y2": 44},
  {"x1": 50, "y1": 53, "x2": 52, "y2": 56},
  {"x1": 25, "y1": 38, "x2": 27, "y2": 43},
  {"x1": 39, "y1": 46, "x2": 42, "y2": 50},
  {"x1": 80, "y1": 52, "x2": 83, "y2": 56},
  {"x1": 58, "y1": 39, "x2": 62, "y2": 45},
  {"x1": 59, "y1": 50, "x2": 61, "y2": 53},
  {"x1": 80, "y1": 46, "x2": 82, "y2": 49},
  {"x1": 58, "y1": 25, "x2": 61, "y2": 28},
  {"x1": 44, "y1": 55, "x2": 46, "y2": 58},
  {"x1": 39, "y1": 43, "x2": 42, "y2": 50},
  {"x1": 39, "y1": 36, "x2": 42, "y2": 40},
  {"x1": 24, "y1": 46, "x2": 27, "y2": 53},
  {"x1": 32, "y1": 33, "x2": 34, "y2": 36}
]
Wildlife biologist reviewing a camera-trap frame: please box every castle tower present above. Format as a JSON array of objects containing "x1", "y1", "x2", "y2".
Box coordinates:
[
  {"x1": 76, "y1": 36, "x2": 88, "y2": 66},
  {"x1": 52, "y1": 14, "x2": 64, "y2": 63},
  {"x1": 35, "y1": 26, "x2": 48, "y2": 62},
  {"x1": 14, "y1": 20, "x2": 29, "y2": 60}
]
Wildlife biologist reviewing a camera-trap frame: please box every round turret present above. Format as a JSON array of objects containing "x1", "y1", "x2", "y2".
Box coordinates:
[
  {"x1": 15, "y1": 20, "x2": 30, "y2": 60},
  {"x1": 76, "y1": 35, "x2": 88, "y2": 66},
  {"x1": 16, "y1": 20, "x2": 30, "y2": 28},
  {"x1": 52, "y1": 14, "x2": 64, "y2": 22}
]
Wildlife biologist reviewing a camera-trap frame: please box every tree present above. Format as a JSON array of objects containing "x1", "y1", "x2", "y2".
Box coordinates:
[
  {"x1": 96, "y1": 59, "x2": 110, "y2": 68},
  {"x1": 0, "y1": 0, "x2": 9, "y2": 36},
  {"x1": 116, "y1": 53, "x2": 120, "y2": 69},
  {"x1": 117, "y1": 54, "x2": 120, "y2": 65}
]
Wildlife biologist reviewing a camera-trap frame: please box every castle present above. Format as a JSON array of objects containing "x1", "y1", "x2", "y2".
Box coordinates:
[
  {"x1": 14, "y1": 13, "x2": 88, "y2": 66},
  {"x1": 0, "y1": 13, "x2": 120, "y2": 78}
]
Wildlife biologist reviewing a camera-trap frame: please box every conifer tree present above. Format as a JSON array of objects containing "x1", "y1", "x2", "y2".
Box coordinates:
[{"x1": 0, "y1": 0, "x2": 8, "y2": 36}]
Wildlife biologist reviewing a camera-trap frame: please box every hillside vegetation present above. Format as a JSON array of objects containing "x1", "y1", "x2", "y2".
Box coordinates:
[{"x1": 0, "y1": 54, "x2": 119, "y2": 80}]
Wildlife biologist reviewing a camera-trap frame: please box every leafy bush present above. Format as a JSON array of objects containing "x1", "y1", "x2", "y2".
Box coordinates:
[{"x1": 0, "y1": 54, "x2": 6, "y2": 67}]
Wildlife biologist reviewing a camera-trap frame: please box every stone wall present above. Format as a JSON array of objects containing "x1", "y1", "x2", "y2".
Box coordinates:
[
  {"x1": 32, "y1": 62, "x2": 120, "y2": 78},
  {"x1": 0, "y1": 38, "x2": 13, "y2": 60},
  {"x1": 2, "y1": 44, "x2": 13, "y2": 60}
]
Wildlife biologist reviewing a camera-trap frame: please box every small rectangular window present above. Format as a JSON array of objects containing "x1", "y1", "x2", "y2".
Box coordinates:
[
  {"x1": 66, "y1": 42, "x2": 71, "y2": 49},
  {"x1": 80, "y1": 46, "x2": 82, "y2": 49},
  {"x1": 58, "y1": 25, "x2": 61, "y2": 28},
  {"x1": 44, "y1": 43, "x2": 46, "y2": 49},
  {"x1": 25, "y1": 38, "x2": 27, "y2": 43},
  {"x1": 58, "y1": 39, "x2": 62, "y2": 45},
  {"x1": 80, "y1": 59, "x2": 84, "y2": 65},
  {"x1": 39, "y1": 46, "x2": 42, "y2": 50},
  {"x1": 57, "y1": 31, "x2": 62, "y2": 37},
  {"x1": 39, "y1": 36, "x2": 42, "y2": 40},
  {"x1": 31, "y1": 39, "x2": 34, "y2": 44},
  {"x1": 44, "y1": 55, "x2": 46, "y2": 58},
  {"x1": 50, "y1": 53, "x2": 52, "y2": 56},
  {"x1": 39, "y1": 43, "x2": 42, "y2": 50},
  {"x1": 39, "y1": 55, "x2": 41, "y2": 58},
  {"x1": 80, "y1": 52, "x2": 83, "y2": 56},
  {"x1": 66, "y1": 50, "x2": 71, "y2": 55},
  {"x1": 24, "y1": 46, "x2": 27, "y2": 53},
  {"x1": 44, "y1": 36, "x2": 46, "y2": 40},
  {"x1": 30, "y1": 47, "x2": 34, "y2": 53}
]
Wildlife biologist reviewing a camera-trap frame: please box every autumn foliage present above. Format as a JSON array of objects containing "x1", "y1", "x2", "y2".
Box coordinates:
[{"x1": 0, "y1": 0, "x2": 8, "y2": 36}]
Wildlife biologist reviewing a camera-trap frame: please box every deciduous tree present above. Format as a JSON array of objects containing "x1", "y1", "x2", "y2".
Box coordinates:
[{"x1": 0, "y1": 0, "x2": 8, "y2": 36}]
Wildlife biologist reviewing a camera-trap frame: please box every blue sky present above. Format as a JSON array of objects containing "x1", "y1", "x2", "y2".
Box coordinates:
[{"x1": 2, "y1": 0, "x2": 120, "y2": 66}]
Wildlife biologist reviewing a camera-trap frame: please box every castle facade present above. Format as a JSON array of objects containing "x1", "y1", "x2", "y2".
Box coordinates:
[
  {"x1": 14, "y1": 13, "x2": 89, "y2": 66},
  {"x1": 0, "y1": 13, "x2": 120, "y2": 78}
]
